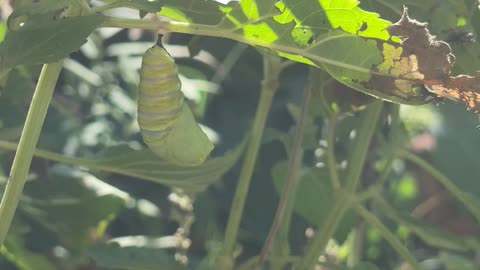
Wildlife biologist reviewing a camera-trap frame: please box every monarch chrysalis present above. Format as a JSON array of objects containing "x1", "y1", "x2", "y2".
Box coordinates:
[{"x1": 137, "y1": 36, "x2": 214, "y2": 166}]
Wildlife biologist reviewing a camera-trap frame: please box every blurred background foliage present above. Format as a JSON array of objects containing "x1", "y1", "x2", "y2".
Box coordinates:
[{"x1": 0, "y1": 0, "x2": 480, "y2": 269}]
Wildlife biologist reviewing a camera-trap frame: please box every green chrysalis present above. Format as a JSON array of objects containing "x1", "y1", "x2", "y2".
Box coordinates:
[{"x1": 137, "y1": 36, "x2": 214, "y2": 166}]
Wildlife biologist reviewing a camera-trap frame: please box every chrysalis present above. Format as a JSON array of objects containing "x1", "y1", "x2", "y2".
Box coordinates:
[{"x1": 137, "y1": 36, "x2": 213, "y2": 166}]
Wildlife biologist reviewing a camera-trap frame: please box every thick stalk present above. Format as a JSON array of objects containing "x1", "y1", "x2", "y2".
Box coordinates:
[
  {"x1": 0, "y1": 62, "x2": 63, "y2": 245},
  {"x1": 216, "y1": 55, "x2": 282, "y2": 270},
  {"x1": 300, "y1": 101, "x2": 383, "y2": 270},
  {"x1": 256, "y1": 81, "x2": 312, "y2": 269}
]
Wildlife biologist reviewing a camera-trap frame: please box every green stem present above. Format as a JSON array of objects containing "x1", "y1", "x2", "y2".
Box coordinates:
[
  {"x1": 377, "y1": 105, "x2": 401, "y2": 185},
  {"x1": 401, "y1": 150, "x2": 480, "y2": 225},
  {"x1": 256, "y1": 78, "x2": 312, "y2": 269},
  {"x1": 300, "y1": 101, "x2": 383, "y2": 270},
  {"x1": 352, "y1": 204, "x2": 422, "y2": 269},
  {"x1": 0, "y1": 62, "x2": 63, "y2": 246},
  {"x1": 326, "y1": 112, "x2": 341, "y2": 191},
  {"x1": 347, "y1": 222, "x2": 365, "y2": 267},
  {"x1": 345, "y1": 101, "x2": 383, "y2": 193},
  {"x1": 216, "y1": 55, "x2": 282, "y2": 270}
]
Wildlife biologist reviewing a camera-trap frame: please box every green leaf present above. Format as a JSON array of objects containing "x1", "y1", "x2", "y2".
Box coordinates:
[
  {"x1": 155, "y1": 0, "x2": 391, "y2": 64},
  {"x1": 85, "y1": 142, "x2": 244, "y2": 192},
  {"x1": 0, "y1": 14, "x2": 105, "y2": 76},
  {"x1": 87, "y1": 243, "x2": 185, "y2": 270},
  {"x1": 272, "y1": 161, "x2": 355, "y2": 242},
  {"x1": 0, "y1": 139, "x2": 245, "y2": 192},
  {"x1": 278, "y1": 0, "x2": 390, "y2": 42},
  {"x1": 157, "y1": 1, "x2": 436, "y2": 104}
]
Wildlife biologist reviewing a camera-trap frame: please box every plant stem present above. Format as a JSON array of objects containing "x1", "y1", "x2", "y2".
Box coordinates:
[
  {"x1": 300, "y1": 100, "x2": 383, "y2": 270},
  {"x1": 216, "y1": 55, "x2": 282, "y2": 270},
  {"x1": 0, "y1": 62, "x2": 63, "y2": 246},
  {"x1": 401, "y1": 150, "x2": 480, "y2": 225},
  {"x1": 256, "y1": 78, "x2": 312, "y2": 269},
  {"x1": 326, "y1": 112, "x2": 341, "y2": 191},
  {"x1": 347, "y1": 222, "x2": 365, "y2": 267},
  {"x1": 377, "y1": 105, "x2": 402, "y2": 185},
  {"x1": 352, "y1": 204, "x2": 422, "y2": 270},
  {"x1": 345, "y1": 101, "x2": 383, "y2": 193}
]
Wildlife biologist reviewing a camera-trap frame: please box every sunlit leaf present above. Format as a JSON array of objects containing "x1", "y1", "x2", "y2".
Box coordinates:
[{"x1": 156, "y1": 0, "x2": 431, "y2": 104}]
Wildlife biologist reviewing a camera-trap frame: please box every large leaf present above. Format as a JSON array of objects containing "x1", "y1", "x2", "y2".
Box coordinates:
[
  {"x1": 0, "y1": 140, "x2": 245, "y2": 192},
  {"x1": 153, "y1": 1, "x2": 480, "y2": 111}
]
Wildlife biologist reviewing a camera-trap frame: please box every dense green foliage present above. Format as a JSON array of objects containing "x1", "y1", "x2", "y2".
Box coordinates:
[{"x1": 0, "y1": 0, "x2": 480, "y2": 269}]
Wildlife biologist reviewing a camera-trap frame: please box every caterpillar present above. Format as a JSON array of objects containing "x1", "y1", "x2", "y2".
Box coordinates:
[{"x1": 137, "y1": 36, "x2": 214, "y2": 166}]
